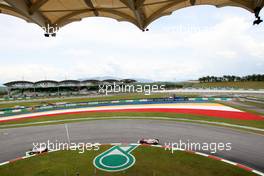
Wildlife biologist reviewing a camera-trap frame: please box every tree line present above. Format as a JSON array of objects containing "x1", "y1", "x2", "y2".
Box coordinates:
[{"x1": 198, "y1": 74, "x2": 264, "y2": 83}]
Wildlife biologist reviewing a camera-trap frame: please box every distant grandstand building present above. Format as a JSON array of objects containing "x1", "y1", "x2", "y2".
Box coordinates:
[{"x1": 4, "y1": 79, "x2": 137, "y2": 98}]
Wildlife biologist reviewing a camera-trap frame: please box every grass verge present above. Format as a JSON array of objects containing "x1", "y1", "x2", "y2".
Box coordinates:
[{"x1": 0, "y1": 145, "x2": 257, "y2": 176}]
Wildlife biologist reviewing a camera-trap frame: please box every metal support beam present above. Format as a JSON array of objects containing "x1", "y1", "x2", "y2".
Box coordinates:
[
  {"x1": 190, "y1": 0, "x2": 196, "y2": 6},
  {"x1": 54, "y1": 8, "x2": 137, "y2": 28},
  {"x1": 121, "y1": 0, "x2": 146, "y2": 30},
  {"x1": 84, "y1": 0, "x2": 99, "y2": 16},
  {"x1": 29, "y1": 0, "x2": 49, "y2": 15},
  {"x1": 3, "y1": 0, "x2": 48, "y2": 27},
  {"x1": 254, "y1": 0, "x2": 264, "y2": 8}
]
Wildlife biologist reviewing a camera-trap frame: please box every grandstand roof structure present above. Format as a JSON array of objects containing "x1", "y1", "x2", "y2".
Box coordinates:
[
  {"x1": 0, "y1": 0, "x2": 263, "y2": 32},
  {"x1": 4, "y1": 79, "x2": 137, "y2": 88},
  {"x1": 4, "y1": 81, "x2": 34, "y2": 88}
]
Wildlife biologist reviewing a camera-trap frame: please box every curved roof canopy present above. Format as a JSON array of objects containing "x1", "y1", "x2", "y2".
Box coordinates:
[
  {"x1": 60, "y1": 80, "x2": 81, "y2": 84},
  {"x1": 0, "y1": 0, "x2": 263, "y2": 32},
  {"x1": 4, "y1": 81, "x2": 34, "y2": 87}
]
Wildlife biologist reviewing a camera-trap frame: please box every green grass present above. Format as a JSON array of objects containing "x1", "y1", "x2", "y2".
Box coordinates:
[
  {"x1": 0, "y1": 93, "x2": 198, "y2": 109},
  {"x1": 1, "y1": 111, "x2": 264, "y2": 130},
  {"x1": 192, "y1": 81, "x2": 264, "y2": 89},
  {"x1": 0, "y1": 145, "x2": 256, "y2": 176}
]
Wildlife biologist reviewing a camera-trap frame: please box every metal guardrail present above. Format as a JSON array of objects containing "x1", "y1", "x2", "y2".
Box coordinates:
[{"x1": 0, "y1": 97, "x2": 31, "y2": 101}]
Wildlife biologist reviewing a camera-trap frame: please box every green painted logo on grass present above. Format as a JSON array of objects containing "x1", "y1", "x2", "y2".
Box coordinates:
[{"x1": 93, "y1": 144, "x2": 138, "y2": 172}]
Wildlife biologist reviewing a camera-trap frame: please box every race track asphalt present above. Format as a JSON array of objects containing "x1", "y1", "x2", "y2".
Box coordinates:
[{"x1": 0, "y1": 119, "x2": 263, "y2": 172}]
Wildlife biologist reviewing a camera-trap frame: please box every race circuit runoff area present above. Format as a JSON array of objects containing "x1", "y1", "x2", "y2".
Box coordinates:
[
  {"x1": 0, "y1": 102, "x2": 264, "y2": 175},
  {"x1": 0, "y1": 142, "x2": 264, "y2": 176}
]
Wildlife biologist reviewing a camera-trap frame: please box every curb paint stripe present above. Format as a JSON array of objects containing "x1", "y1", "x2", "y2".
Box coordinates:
[
  {"x1": 208, "y1": 155, "x2": 222, "y2": 161},
  {"x1": 222, "y1": 159, "x2": 237, "y2": 165},
  {"x1": 9, "y1": 157, "x2": 23, "y2": 163},
  {"x1": 236, "y1": 164, "x2": 253, "y2": 171},
  {"x1": 254, "y1": 170, "x2": 264, "y2": 175},
  {"x1": 0, "y1": 161, "x2": 9, "y2": 166}
]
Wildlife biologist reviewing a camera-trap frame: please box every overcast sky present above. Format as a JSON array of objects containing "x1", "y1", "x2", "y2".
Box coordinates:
[{"x1": 0, "y1": 6, "x2": 264, "y2": 84}]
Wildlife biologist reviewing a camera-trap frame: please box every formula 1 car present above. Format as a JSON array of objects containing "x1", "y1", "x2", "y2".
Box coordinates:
[
  {"x1": 138, "y1": 138, "x2": 159, "y2": 145},
  {"x1": 26, "y1": 146, "x2": 49, "y2": 156}
]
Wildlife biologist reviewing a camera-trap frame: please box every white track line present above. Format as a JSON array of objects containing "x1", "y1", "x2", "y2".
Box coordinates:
[{"x1": 65, "y1": 124, "x2": 71, "y2": 144}]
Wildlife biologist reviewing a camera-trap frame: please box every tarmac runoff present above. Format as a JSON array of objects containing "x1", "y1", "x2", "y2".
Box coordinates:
[
  {"x1": 0, "y1": 103, "x2": 263, "y2": 122},
  {"x1": 0, "y1": 120, "x2": 264, "y2": 173}
]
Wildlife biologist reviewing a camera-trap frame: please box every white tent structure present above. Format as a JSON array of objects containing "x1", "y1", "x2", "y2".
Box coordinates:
[{"x1": 0, "y1": 0, "x2": 263, "y2": 35}]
